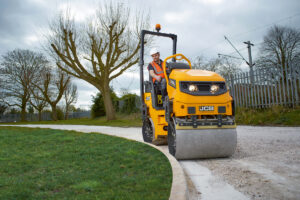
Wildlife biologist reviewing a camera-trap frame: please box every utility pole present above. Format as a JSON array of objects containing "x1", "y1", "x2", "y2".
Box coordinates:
[
  {"x1": 224, "y1": 36, "x2": 256, "y2": 107},
  {"x1": 244, "y1": 41, "x2": 254, "y2": 84},
  {"x1": 224, "y1": 36, "x2": 255, "y2": 84}
]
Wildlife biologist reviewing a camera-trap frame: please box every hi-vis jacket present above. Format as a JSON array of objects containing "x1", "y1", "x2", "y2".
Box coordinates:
[{"x1": 149, "y1": 61, "x2": 165, "y2": 83}]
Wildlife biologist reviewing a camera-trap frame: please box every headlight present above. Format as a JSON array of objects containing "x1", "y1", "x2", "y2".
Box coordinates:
[
  {"x1": 210, "y1": 84, "x2": 219, "y2": 94},
  {"x1": 189, "y1": 84, "x2": 198, "y2": 92}
]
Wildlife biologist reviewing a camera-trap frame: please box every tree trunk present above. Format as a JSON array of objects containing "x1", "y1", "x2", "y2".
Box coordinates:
[
  {"x1": 20, "y1": 104, "x2": 27, "y2": 122},
  {"x1": 102, "y1": 85, "x2": 116, "y2": 121},
  {"x1": 51, "y1": 104, "x2": 58, "y2": 121},
  {"x1": 38, "y1": 110, "x2": 42, "y2": 121}
]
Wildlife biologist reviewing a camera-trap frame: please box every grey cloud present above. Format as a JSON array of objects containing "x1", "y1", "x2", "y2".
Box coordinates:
[
  {"x1": 1, "y1": 0, "x2": 300, "y2": 106},
  {"x1": 145, "y1": 0, "x2": 300, "y2": 60},
  {"x1": 0, "y1": 0, "x2": 51, "y2": 54}
]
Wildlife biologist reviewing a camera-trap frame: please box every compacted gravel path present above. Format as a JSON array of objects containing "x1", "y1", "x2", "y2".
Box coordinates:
[
  {"x1": 184, "y1": 126, "x2": 300, "y2": 200},
  {"x1": 5, "y1": 125, "x2": 300, "y2": 200}
]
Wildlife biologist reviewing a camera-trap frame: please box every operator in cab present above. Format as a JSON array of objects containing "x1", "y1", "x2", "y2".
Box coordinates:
[{"x1": 148, "y1": 48, "x2": 167, "y2": 101}]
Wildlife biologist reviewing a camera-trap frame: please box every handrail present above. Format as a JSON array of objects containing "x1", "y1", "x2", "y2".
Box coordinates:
[{"x1": 162, "y1": 53, "x2": 192, "y2": 85}]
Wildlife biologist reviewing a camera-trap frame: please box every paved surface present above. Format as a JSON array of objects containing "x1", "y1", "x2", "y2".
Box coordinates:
[
  {"x1": 184, "y1": 126, "x2": 300, "y2": 200},
  {"x1": 4, "y1": 125, "x2": 300, "y2": 200}
]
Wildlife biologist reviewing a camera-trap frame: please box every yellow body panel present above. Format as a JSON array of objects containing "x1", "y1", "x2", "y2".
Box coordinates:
[
  {"x1": 144, "y1": 92, "x2": 168, "y2": 139},
  {"x1": 173, "y1": 100, "x2": 233, "y2": 117},
  {"x1": 169, "y1": 69, "x2": 225, "y2": 82},
  {"x1": 167, "y1": 69, "x2": 233, "y2": 117},
  {"x1": 144, "y1": 54, "x2": 235, "y2": 139}
]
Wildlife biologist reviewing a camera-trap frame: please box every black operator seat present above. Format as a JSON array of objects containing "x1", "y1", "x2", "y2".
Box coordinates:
[
  {"x1": 167, "y1": 62, "x2": 190, "y2": 70},
  {"x1": 166, "y1": 62, "x2": 190, "y2": 76}
]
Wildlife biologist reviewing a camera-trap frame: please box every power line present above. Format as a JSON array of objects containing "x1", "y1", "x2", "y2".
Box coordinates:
[
  {"x1": 231, "y1": 12, "x2": 300, "y2": 39},
  {"x1": 218, "y1": 53, "x2": 243, "y2": 60},
  {"x1": 198, "y1": 12, "x2": 300, "y2": 55},
  {"x1": 224, "y1": 36, "x2": 249, "y2": 64},
  {"x1": 197, "y1": 39, "x2": 226, "y2": 55},
  {"x1": 228, "y1": 40, "x2": 264, "y2": 55},
  {"x1": 228, "y1": 47, "x2": 248, "y2": 55}
]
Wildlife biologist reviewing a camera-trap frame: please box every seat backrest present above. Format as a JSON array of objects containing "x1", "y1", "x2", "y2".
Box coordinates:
[{"x1": 167, "y1": 62, "x2": 190, "y2": 71}]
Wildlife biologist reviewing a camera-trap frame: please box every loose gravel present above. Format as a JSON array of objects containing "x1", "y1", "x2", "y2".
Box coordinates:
[{"x1": 190, "y1": 126, "x2": 300, "y2": 200}]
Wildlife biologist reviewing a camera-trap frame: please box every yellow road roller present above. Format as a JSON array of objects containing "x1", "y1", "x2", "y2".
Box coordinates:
[{"x1": 139, "y1": 26, "x2": 237, "y2": 159}]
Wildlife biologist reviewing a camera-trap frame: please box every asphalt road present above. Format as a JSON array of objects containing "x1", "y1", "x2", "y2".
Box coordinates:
[{"x1": 5, "y1": 125, "x2": 300, "y2": 200}]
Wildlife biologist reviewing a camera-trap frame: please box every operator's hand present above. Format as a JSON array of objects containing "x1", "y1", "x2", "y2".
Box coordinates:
[{"x1": 156, "y1": 76, "x2": 162, "y2": 82}]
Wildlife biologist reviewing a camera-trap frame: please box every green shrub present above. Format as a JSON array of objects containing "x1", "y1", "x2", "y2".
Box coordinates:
[
  {"x1": 120, "y1": 93, "x2": 140, "y2": 114},
  {"x1": 56, "y1": 106, "x2": 64, "y2": 120},
  {"x1": 27, "y1": 106, "x2": 34, "y2": 114},
  {"x1": 0, "y1": 104, "x2": 7, "y2": 115},
  {"x1": 91, "y1": 89, "x2": 119, "y2": 118},
  {"x1": 10, "y1": 108, "x2": 19, "y2": 114},
  {"x1": 91, "y1": 93, "x2": 105, "y2": 118}
]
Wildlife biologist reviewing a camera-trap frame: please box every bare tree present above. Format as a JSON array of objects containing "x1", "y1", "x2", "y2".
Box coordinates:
[
  {"x1": 257, "y1": 25, "x2": 300, "y2": 72},
  {"x1": 219, "y1": 57, "x2": 243, "y2": 77},
  {"x1": 34, "y1": 67, "x2": 71, "y2": 121},
  {"x1": 47, "y1": 1, "x2": 150, "y2": 120},
  {"x1": 63, "y1": 83, "x2": 77, "y2": 120},
  {"x1": 29, "y1": 87, "x2": 48, "y2": 121},
  {"x1": 0, "y1": 49, "x2": 48, "y2": 121},
  {"x1": 193, "y1": 56, "x2": 242, "y2": 77},
  {"x1": 193, "y1": 55, "x2": 207, "y2": 70}
]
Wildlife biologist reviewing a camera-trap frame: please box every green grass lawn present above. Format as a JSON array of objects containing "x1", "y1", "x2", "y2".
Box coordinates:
[
  {"x1": 0, "y1": 127, "x2": 172, "y2": 200},
  {"x1": 1, "y1": 113, "x2": 142, "y2": 127},
  {"x1": 236, "y1": 106, "x2": 300, "y2": 126}
]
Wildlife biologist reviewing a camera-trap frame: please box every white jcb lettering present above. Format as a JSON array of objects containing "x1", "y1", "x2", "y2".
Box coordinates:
[{"x1": 199, "y1": 106, "x2": 214, "y2": 111}]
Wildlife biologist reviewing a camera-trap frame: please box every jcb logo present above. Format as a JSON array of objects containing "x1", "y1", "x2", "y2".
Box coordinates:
[{"x1": 199, "y1": 106, "x2": 214, "y2": 111}]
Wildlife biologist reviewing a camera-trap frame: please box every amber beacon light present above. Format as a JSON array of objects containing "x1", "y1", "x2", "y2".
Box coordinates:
[{"x1": 155, "y1": 24, "x2": 161, "y2": 32}]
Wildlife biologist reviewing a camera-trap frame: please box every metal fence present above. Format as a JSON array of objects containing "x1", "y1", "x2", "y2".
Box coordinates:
[
  {"x1": 226, "y1": 64, "x2": 300, "y2": 108},
  {"x1": 1, "y1": 96, "x2": 142, "y2": 123},
  {"x1": 0, "y1": 111, "x2": 91, "y2": 123}
]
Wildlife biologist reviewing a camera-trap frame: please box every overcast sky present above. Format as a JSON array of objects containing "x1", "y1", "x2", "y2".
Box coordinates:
[{"x1": 0, "y1": 0, "x2": 299, "y2": 109}]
